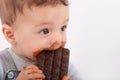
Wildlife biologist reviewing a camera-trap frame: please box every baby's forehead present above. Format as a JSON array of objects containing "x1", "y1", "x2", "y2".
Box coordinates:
[{"x1": 14, "y1": 5, "x2": 69, "y2": 28}]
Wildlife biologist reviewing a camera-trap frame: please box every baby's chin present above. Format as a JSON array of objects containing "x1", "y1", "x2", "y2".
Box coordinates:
[
  {"x1": 24, "y1": 56, "x2": 36, "y2": 62},
  {"x1": 31, "y1": 57, "x2": 37, "y2": 61}
]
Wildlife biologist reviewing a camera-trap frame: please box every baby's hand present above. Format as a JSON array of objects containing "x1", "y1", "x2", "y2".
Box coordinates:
[
  {"x1": 62, "y1": 75, "x2": 72, "y2": 80},
  {"x1": 16, "y1": 65, "x2": 45, "y2": 80}
]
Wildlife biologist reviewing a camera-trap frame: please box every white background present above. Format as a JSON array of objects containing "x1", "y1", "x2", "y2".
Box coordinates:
[{"x1": 0, "y1": 0, "x2": 120, "y2": 80}]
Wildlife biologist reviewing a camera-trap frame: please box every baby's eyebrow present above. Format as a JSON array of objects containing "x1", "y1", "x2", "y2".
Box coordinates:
[
  {"x1": 35, "y1": 22, "x2": 52, "y2": 27},
  {"x1": 35, "y1": 18, "x2": 69, "y2": 27}
]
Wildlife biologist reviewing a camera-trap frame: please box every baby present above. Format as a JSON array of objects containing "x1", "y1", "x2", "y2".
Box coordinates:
[{"x1": 0, "y1": 0, "x2": 80, "y2": 80}]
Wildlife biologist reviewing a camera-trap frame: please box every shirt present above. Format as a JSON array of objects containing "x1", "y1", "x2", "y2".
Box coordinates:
[{"x1": 0, "y1": 48, "x2": 80, "y2": 80}]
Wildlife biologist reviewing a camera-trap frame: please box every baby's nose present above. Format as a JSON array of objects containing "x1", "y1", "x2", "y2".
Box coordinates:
[{"x1": 48, "y1": 33, "x2": 66, "y2": 50}]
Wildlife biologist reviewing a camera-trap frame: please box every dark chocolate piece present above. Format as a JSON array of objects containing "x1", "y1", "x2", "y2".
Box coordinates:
[{"x1": 35, "y1": 48, "x2": 69, "y2": 80}]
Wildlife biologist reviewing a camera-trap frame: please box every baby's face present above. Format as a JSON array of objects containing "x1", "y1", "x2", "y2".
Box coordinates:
[{"x1": 12, "y1": 5, "x2": 69, "y2": 60}]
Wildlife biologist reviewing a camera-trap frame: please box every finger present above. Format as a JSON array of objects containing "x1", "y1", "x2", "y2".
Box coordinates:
[
  {"x1": 25, "y1": 65, "x2": 39, "y2": 70},
  {"x1": 28, "y1": 73, "x2": 45, "y2": 79},
  {"x1": 16, "y1": 69, "x2": 44, "y2": 80},
  {"x1": 62, "y1": 75, "x2": 72, "y2": 80},
  {"x1": 24, "y1": 68, "x2": 43, "y2": 74}
]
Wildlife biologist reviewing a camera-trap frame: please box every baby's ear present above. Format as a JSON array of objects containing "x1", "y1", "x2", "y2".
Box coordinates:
[{"x1": 2, "y1": 24, "x2": 16, "y2": 45}]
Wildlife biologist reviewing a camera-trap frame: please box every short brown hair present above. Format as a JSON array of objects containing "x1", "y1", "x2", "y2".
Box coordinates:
[{"x1": 0, "y1": 0, "x2": 68, "y2": 25}]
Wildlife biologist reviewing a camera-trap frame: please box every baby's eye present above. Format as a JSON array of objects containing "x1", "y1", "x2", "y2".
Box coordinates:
[
  {"x1": 61, "y1": 25, "x2": 67, "y2": 31},
  {"x1": 40, "y1": 28, "x2": 49, "y2": 35}
]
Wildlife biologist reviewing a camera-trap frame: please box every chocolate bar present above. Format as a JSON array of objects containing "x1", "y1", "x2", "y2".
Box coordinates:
[{"x1": 35, "y1": 48, "x2": 70, "y2": 80}]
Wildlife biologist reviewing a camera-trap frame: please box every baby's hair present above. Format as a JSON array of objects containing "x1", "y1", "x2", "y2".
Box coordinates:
[{"x1": 0, "y1": 0, "x2": 68, "y2": 26}]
